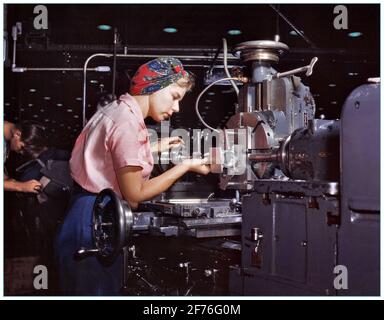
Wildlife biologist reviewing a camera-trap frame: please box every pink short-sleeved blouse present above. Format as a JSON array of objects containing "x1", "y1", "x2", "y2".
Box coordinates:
[{"x1": 69, "y1": 93, "x2": 154, "y2": 197}]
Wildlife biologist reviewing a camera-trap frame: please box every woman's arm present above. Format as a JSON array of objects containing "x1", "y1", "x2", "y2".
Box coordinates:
[
  {"x1": 116, "y1": 159, "x2": 210, "y2": 209},
  {"x1": 4, "y1": 177, "x2": 42, "y2": 193}
]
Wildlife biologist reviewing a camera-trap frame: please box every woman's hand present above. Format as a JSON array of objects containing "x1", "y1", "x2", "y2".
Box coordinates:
[
  {"x1": 151, "y1": 137, "x2": 184, "y2": 154},
  {"x1": 20, "y1": 180, "x2": 42, "y2": 193},
  {"x1": 117, "y1": 158, "x2": 210, "y2": 209},
  {"x1": 182, "y1": 158, "x2": 211, "y2": 175}
]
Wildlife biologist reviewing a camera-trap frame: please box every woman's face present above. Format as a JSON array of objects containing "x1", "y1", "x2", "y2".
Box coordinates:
[
  {"x1": 10, "y1": 129, "x2": 26, "y2": 154},
  {"x1": 148, "y1": 82, "x2": 187, "y2": 122}
]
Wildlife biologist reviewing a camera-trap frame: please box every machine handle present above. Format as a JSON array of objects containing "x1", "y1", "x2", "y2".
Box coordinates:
[
  {"x1": 268, "y1": 56, "x2": 318, "y2": 80},
  {"x1": 74, "y1": 247, "x2": 100, "y2": 260},
  {"x1": 305, "y1": 57, "x2": 318, "y2": 76}
]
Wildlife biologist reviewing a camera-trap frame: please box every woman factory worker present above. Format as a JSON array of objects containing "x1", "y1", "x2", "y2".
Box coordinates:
[{"x1": 55, "y1": 57, "x2": 210, "y2": 295}]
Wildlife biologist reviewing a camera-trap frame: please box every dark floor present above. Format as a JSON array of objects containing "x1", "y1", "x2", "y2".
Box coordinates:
[{"x1": 4, "y1": 191, "x2": 60, "y2": 295}]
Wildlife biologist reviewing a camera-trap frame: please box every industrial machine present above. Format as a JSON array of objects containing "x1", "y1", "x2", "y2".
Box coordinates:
[{"x1": 76, "y1": 40, "x2": 380, "y2": 296}]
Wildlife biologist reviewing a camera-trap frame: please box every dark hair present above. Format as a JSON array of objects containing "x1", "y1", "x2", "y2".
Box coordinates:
[{"x1": 16, "y1": 121, "x2": 48, "y2": 158}]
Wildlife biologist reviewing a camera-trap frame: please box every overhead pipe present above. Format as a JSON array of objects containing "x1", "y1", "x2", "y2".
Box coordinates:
[{"x1": 82, "y1": 52, "x2": 241, "y2": 127}]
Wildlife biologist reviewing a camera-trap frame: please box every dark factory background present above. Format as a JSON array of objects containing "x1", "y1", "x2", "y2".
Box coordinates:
[
  {"x1": 3, "y1": 4, "x2": 379, "y2": 153},
  {"x1": 2, "y1": 4, "x2": 380, "y2": 296}
]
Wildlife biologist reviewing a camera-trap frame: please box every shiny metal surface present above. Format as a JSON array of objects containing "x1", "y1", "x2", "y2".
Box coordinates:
[{"x1": 234, "y1": 40, "x2": 289, "y2": 63}]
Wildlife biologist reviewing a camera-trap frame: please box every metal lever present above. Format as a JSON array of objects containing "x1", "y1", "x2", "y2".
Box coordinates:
[
  {"x1": 250, "y1": 228, "x2": 263, "y2": 268},
  {"x1": 74, "y1": 247, "x2": 100, "y2": 260},
  {"x1": 268, "y1": 57, "x2": 318, "y2": 80},
  {"x1": 305, "y1": 57, "x2": 318, "y2": 76}
]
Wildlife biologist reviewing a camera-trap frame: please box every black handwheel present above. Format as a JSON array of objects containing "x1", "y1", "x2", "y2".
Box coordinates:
[{"x1": 92, "y1": 189, "x2": 133, "y2": 266}]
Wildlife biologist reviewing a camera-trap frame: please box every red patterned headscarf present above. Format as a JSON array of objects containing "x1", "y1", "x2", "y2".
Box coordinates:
[{"x1": 130, "y1": 57, "x2": 189, "y2": 96}]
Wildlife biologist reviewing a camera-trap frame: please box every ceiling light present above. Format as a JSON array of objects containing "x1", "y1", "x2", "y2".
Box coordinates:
[
  {"x1": 331, "y1": 101, "x2": 337, "y2": 105},
  {"x1": 228, "y1": 29, "x2": 242, "y2": 35},
  {"x1": 97, "y1": 24, "x2": 112, "y2": 31},
  {"x1": 348, "y1": 72, "x2": 359, "y2": 76},
  {"x1": 29, "y1": 88, "x2": 36, "y2": 92},
  {"x1": 163, "y1": 27, "x2": 178, "y2": 33},
  {"x1": 44, "y1": 96, "x2": 51, "y2": 100},
  {"x1": 348, "y1": 31, "x2": 363, "y2": 38},
  {"x1": 328, "y1": 83, "x2": 336, "y2": 87}
]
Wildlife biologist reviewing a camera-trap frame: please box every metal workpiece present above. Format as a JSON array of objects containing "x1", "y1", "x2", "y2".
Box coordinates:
[{"x1": 248, "y1": 151, "x2": 280, "y2": 163}]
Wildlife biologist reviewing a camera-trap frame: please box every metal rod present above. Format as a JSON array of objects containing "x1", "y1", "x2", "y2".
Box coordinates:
[
  {"x1": 249, "y1": 152, "x2": 279, "y2": 162},
  {"x1": 256, "y1": 83, "x2": 262, "y2": 111},
  {"x1": 18, "y1": 67, "x2": 103, "y2": 71},
  {"x1": 83, "y1": 53, "x2": 110, "y2": 126},
  {"x1": 12, "y1": 33, "x2": 16, "y2": 68},
  {"x1": 223, "y1": 38, "x2": 239, "y2": 95},
  {"x1": 274, "y1": 4, "x2": 280, "y2": 41},
  {"x1": 122, "y1": 246, "x2": 128, "y2": 290},
  {"x1": 207, "y1": 45, "x2": 221, "y2": 77},
  {"x1": 112, "y1": 28, "x2": 118, "y2": 98},
  {"x1": 269, "y1": 5, "x2": 317, "y2": 48},
  {"x1": 271, "y1": 57, "x2": 318, "y2": 79},
  {"x1": 274, "y1": 66, "x2": 309, "y2": 78}
]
